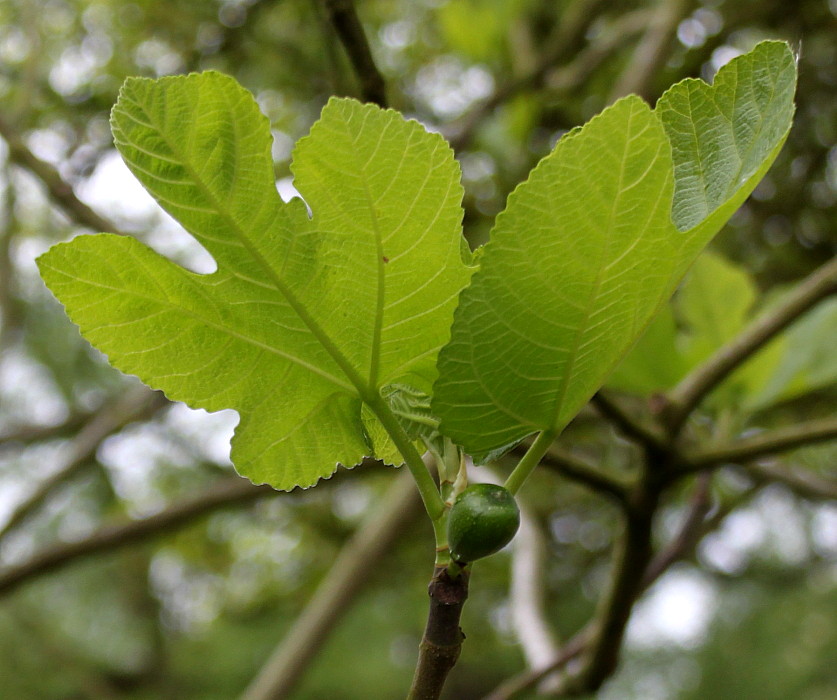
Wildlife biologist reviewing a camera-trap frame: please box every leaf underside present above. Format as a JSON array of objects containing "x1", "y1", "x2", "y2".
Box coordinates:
[
  {"x1": 608, "y1": 254, "x2": 837, "y2": 411},
  {"x1": 432, "y1": 41, "x2": 797, "y2": 461},
  {"x1": 38, "y1": 74, "x2": 472, "y2": 489},
  {"x1": 607, "y1": 251, "x2": 757, "y2": 395}
]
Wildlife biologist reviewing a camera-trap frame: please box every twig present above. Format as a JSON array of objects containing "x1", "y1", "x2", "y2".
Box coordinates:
[
  {"x1": 746, "y1": 462, "x2": 837, "y2": 501},
  {"x1": 642, "y1": 471, "x2": 712, "y2": 586},
  {"x1": 607, "y1": 0, "x2": 697, "y2": 102},
  {"x1": 571, "y1": 466, "x2": 660, "y2": 693},
  {"x1": 509, "y1": 501, "x2": 561, "y2": 693},
  {"x1": 482, "y1": 629, "x2": 593, "y2": 700},
  {"x1": 0, "y1": 114, "x2": 124, "y2": 235},
  {"x1": 448, "y1": 8, "x2": 649, "y2": 151},
  {"x1": 240, "y1": 469, "x2": 423, "y2": 700},
  {"x1": 0, "y1": 388, "x2": 167, "y2": 531},
  {"x1": 678, "y1": 416, "x2": 837, "y2": 472},
  {"x1": 0, "y1": 477, "x2": 276, "y2": 598},
  {"x1": 320, "y1": 0, "x2": 387, "y2": 107},
  {"x1": 591, "y1": 390, "x2": 666, "y2": 450},
  {"x1": 0, "y1": 386, "x2": 169, "y2": 539},
  {"x1": 663, "y1": 256, "x2": 837, "y2": 434},
  {"x1": 537, "y1": 445, "x2": 630, "y2": 503}
]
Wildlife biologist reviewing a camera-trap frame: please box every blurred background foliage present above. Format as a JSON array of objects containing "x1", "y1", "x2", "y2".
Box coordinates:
[{"x1": 0, "y1": 0, "x2": 835, "y2": 698}]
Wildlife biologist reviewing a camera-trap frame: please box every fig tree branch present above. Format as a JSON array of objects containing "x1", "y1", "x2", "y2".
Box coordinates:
[
  {"x1": 0, "y1": 114, "x2": 124, "y2": 236},
  {"x1": 408, "y1": 565, "x2": 470, "y2": 700},
  {"x1": 607, "y1": 0, "x2": 697, "y2": 102},
  {"x1": 0, "y1": 476, "x2": 277, "y2": 598},
  {"x1": 240, "y1": 469, "x2": 423, "y2": 700},
  {"x1": 664, "y1": 255, "x2": 837, "y2": 434},
  {"x1": 0, "y1": 386, "x2": 169, "y2": 539},
  {"x1": 591, "y1": 390, "x2": 666, "y2": 450},
  {"x1": 321, "y1": 0, "x2": 387, "y2": 107},
  {"x1": 678, "y1": 416, "x2": 837, "y2": 472}
]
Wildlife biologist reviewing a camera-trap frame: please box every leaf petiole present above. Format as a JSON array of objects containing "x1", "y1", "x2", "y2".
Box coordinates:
[
  {"x1": 504, "y1": 429, "x2": 557, "y2": 495},
  {"x1": 365, "y1": 393, "x2": 446, "y2": 521}
]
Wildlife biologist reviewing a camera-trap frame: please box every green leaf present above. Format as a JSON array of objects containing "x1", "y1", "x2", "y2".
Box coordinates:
[
  {"x1": 606, "y1": 305, "x2": 685, "y2": 395},
  {"x1": 381, "y1": 384, "x2": 439, "y2": 441},
  {"x1": 608, "y1": 252, "x2": 758, "y2": 396},
  {"x1": 37, "y1": 72, "x2": 472, "y2": 489},
  {"x1": 437, "y1": 0, "x2": 527, "y2": 64},
  {"x1": 676, "y1": 251, "x2": 758, "y2": 366},
  {"x1": 611, "y1": 255, "x2": 837, "y2": 410},
  {"x1": 433, "y1": 41, "x2": 796, "y2": 459},
  {"x1": 738, "y1": 297, "x2": 837, "y2": 410}
]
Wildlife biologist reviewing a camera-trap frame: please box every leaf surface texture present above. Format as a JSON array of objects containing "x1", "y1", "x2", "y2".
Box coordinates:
[
  {"x1": 38, "y1": 73, "x2": 472, "y2": 488},
  {"x1": 433, "y1": 41, "x2": 796, "y2": 459}
]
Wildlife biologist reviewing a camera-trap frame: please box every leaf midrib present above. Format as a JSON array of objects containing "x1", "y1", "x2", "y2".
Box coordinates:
[
  {"x1": 116, "y1": 87, "x2": 375, "y2": 402},
  {"x1": 546, "y1": 102, "x2": 640, "y2": 429},
  {"x1": 44, "y1": 257, "x2": 355, "y2": 392}
]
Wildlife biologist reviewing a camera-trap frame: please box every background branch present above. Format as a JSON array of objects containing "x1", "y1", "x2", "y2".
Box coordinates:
[
  {"x1": 0, "y1": 115, "x2": 125, "y2": 235},
  {"x1": 681, "y1": 416, "x2": 837, "y2": 471},
  {"x1": 484, "y1": 409, "x2": 833, "y2": 700},
  {"x1": 321, "y1": 0, "x2": 387, "y2": 107},
  {"x1": 483, "y1": 629, "x2": 592, "y2": 700},
  {"x1": 0, "y1": 409, "x2": 96, "y2": 445},
  {"x1": 509, "y1": 499, "x2": 562, "y2": 693},
  {"x1": 484, "y1": 478, "x2": 756, "y2": 700},
  {"x1": 0, "y1": 161, "x2": 22, "y2": 347},
  {"x1": 0, "y1": 386, "x2": 168, "y2": 539},
  {"x1": 607, "y1": 0, "x2": 697, "y2": 102},
  {"x1": 0, "y1": 476, "x2": 276, "y2": 598},
  {"x1": 664, "y1": 255, "x2": 837, "y2": 433},
  {"x1": 537, "y1": 444, "x2": 630, "y2": 503},
  {"x1": 745, "y1": 462, "x2": 837, "y2": 501},
  {"x1": 592, "y1": 390, "x2": 666, "y2": 450},
  {"x1": 641, "y1": 471, "x2": 713, "y2": 585},
  {"x1": 240, "y1": 468, "x2": 423, "y2": 700}
]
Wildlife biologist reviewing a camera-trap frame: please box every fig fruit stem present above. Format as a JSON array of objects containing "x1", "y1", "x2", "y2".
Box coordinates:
[{"x1": 432, "y1": 514, "x2": 451, "y2": 568}]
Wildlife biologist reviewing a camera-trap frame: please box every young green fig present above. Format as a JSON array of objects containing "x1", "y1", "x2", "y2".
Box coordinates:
[{"x1": 447, "y1": 483, "x2": 520, "y2": 563}]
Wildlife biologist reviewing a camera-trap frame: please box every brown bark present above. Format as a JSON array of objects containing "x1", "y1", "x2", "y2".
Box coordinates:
[{"x1": 408, "y1": 566, "x2": 470, "y2": 699}]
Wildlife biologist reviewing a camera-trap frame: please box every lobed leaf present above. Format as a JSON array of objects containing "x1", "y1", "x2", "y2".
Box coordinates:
[
  {"x1": 38, "y1": 72, "x2": 472, "y2": 489},
  {"x1": 433, "y1": 41, "x2": 797, "y2": 460}
]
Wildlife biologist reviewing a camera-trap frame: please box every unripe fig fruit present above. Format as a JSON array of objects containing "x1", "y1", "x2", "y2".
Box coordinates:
[{"x1": 447, "y1": 483, "x2": 520, "y2": 563}]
